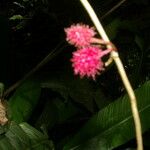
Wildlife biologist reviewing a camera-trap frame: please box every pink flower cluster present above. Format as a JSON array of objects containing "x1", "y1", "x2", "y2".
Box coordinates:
[
  {"x1": 65, "y1": 24, "x2": 96, "y2": 47},
  {"x1": 65, "y1": 24, "x2": 110, "y2": 79}
]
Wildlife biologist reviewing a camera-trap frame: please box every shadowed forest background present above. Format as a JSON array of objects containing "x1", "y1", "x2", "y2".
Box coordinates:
[{"x1": 0, "y1": 0, "x2": 150, "y2": 149}]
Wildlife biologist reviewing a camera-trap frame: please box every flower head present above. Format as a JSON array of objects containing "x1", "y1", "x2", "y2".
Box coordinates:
[
  {"x1": 65, "y1": 24, "x2": 96, "y2": 47},
  {"x1": 71, "y1": 46, "x2": 110, "y2": 79}
]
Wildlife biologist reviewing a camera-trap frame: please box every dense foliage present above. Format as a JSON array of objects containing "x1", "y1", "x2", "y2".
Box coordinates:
[{"x1": 0, "y1": 0, "x2": 150, "y2": 149}]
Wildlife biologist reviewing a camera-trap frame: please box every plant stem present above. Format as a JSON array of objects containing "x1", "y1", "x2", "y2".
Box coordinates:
[{"x1": 80, "y1": 0, "x2": 143, "y2": 150}]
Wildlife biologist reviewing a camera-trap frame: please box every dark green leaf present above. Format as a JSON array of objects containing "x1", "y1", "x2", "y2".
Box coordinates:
[
  {"x1": 9, "y1": 80, "x2": 41, "y2": 123},
  {"x1": 5, "y1": 122, "x2": 29, "y2": 149},
  {"x1": 41, "y1": 71, "x2": 96, "y2": 112},
  {"x1": 20, "y1": 122, "x2": 54, "y2": 149},
  {"x1": 63, "y1": 81, "x2": 150, "y2": 150},
  {"x1": 94, "y1": 89, "x2": 111, "y2": 110},
  {"x1": 0, "y1": 122, "x2": 54, "y2": 150},
  {"x1": 0, "y1": 137, "x2": 14, "y2": 150},
  {"x1": 54, "y1": 98, "x2": 81, "y2": 123},
  {"x1": 36, "y1": 97, "x2": 81, "y2": 129}
]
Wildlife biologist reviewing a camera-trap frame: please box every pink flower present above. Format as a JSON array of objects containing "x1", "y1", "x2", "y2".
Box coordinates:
[
  {"x1": 65, "y1": 24, "x2": 96, "y2": 47},
  {"x1": 71, "y1": 46, "x2": 110, "y2": 79}
]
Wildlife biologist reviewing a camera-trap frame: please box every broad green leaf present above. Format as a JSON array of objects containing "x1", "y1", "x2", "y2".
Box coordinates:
[
  {"x1": 9, "y1": 80, "x2": 41, "y2": 123},
  {"x1": 63, "y1": 81, "x2": 150, "y2": 150}
]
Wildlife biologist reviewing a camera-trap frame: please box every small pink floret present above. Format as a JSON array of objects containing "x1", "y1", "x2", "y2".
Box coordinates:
[
  {"x1": 65, "y1": 24, "x2": 96, "y2": 47},
  {"x1": 71, "y1": 46, "x2": 110, "y2": 79}
]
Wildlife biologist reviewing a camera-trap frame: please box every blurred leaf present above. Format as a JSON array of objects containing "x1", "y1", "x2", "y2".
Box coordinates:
[
  {"x1": 9, "y1": 80, "x2": 41, "y2": 123},
  {"x1": 9, "y1": 15, "x2": 24, "y2": 20},
  {"x1": 0, "y1": 137, "x2": 14, "y2": 150},
  {"x1": 63, "y1": 81, "x2": 150, "y2": 150}
]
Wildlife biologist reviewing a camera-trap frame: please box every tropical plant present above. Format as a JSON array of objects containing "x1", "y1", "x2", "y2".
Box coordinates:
[{"x1": 0, "y1": 0, "x2": 149, "y2": 149}]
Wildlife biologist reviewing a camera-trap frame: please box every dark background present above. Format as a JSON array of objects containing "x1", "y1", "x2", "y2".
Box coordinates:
[{"x1": 0, "y1": 0, "x2": 150, "y2": 149}]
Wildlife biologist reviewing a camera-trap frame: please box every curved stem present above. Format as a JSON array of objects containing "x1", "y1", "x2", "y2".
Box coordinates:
[{"x1": 80, "y1": 0, "x2": 143, "y2": 150}]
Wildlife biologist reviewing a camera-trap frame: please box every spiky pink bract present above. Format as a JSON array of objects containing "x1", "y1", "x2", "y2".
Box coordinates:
[
  {"x1": 65, "y1": 24, "x2": 96, "y2": 47},
  {"x1": 71, "y1": 46, "x2": 110, "y2": 79}
]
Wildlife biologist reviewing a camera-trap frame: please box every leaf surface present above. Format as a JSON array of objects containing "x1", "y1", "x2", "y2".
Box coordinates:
[
  {"x1": 64, "y1": 81, "x2": 150, "y2": 150},
  {"x1": 9, "y1": 80, "x2": 41, "y2": 123},
  {"x1": 0, "y1": 122, "x2": 54, "y2": 150}
]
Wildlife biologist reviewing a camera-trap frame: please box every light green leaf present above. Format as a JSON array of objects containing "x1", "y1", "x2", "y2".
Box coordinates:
[{"x1": 63, "y1": 81, "x2": 150, "y2": 150}]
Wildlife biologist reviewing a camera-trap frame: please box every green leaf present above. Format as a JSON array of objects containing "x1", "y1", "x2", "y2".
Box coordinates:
[
  {"x1": 0, "y1": 137, "x2": 14, "y2": 150},
  {"x1": 63, "y1": 81, "x2": 150, "y2": 150},
  {"x1": 20, "y1": 122, "x2": 54, "y2": 149},
  {"x1": 36, "y1": 97, "x2": 82, "y2": 129},
  {"x1": 5, "y1": 122, "x2": 30, "y2": 149},
  {"x1": 0, "y1": 122, "x2": 54, "y2": 150},
  {"x1": 41, "y1": 71, "x2": 96, "y2": 112},
  {"x1": 9, "y1": 80, "x2": 41, "y2": 123}
]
